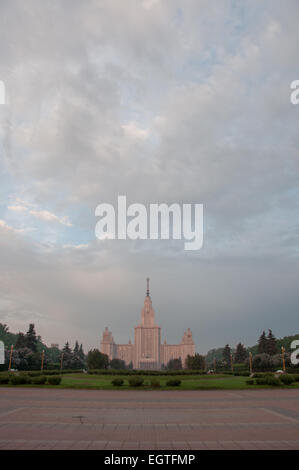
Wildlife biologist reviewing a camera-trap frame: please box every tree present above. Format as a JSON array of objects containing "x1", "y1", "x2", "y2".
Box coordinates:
[
  {"x1": 25, "y1": 324, "x2": 38, "y2": 352},
  {"x1": 266, "y1": 329, "x2": 278, "y2": 355},
  {"x1": 167, "y1": 358, "x2": 182, "y2": 370},
  {"x1": 78, "y1": 344, "x2": 85, "y2": 361},
  {"x1": 110, "y1": 358, "x2": 126, "y2": 369},
  {"x1": 185, "y1": 353, "x2": 205, "y2": 370},
  {"x1": 258, "y1": 331, "x2": 267, "y2": 354},
  {"x1": 87, "y1": 349, "x2": 109, "y2": 370},
  {"x1": 15, "y1": 332, "x2": 27, "y2": 349},
  {"x1": 234, "y1": 343, "x2": 247, "y2": 363},
  {"x1": 0, "y1": 324, "x2": 9, "y2": 334},
  {"x1": 222, "y1": 344, "x2": 231, "y2": 367}
]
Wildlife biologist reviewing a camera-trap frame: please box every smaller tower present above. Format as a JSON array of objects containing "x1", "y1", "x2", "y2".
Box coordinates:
[{"x1": 100, "y1": 327, "x2": 116, "y2": 360}]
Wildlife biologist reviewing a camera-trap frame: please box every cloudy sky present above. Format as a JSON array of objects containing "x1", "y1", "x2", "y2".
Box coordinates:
[{"x1": 0, "y1": 0, "x2": 298, "y2": 354}]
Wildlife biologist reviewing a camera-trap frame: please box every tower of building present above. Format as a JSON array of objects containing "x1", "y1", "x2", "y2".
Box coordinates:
[
  {"x1": 134, "y1": 278, "x2": 161, "y2": 369},
  {"x1": 100, "y1": 278, "x2": 195, "y2": 369}
]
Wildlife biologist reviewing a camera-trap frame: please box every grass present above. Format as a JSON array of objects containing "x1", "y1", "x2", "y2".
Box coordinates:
[
  {"x1": 1, "y1": 372, "x2": 298, "y2": 390},
  {"x1": 60, "y1": 373, "x2": 299, "y2": 390}
]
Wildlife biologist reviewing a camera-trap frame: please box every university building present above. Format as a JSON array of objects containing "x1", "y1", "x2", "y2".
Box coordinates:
[{"x1": 100, "y1": 279, "x2": 195, "y2": 369}]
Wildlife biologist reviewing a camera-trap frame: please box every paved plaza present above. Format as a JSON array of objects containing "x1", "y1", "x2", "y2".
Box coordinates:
[{"x1": 0, "y1": 387, "x2": 298, "y2": 450}]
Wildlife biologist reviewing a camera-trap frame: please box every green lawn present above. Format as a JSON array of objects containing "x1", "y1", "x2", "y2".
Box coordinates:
[
  {"x1": 1, "y1": 372, "x2": 299, "y2": 390},
  {"x1": 50, "y1": 373, "x2": 299, "y2": 390}
]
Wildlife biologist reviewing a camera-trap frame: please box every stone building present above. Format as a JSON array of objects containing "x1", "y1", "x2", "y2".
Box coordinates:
[{"x1": 100, "y1": 279, "x2": 195, "y2": 369}]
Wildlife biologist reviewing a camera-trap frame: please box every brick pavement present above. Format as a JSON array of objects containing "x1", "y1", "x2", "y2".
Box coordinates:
[{"x1": 0, "y1": 388, "x2": 298, "y2": 450}]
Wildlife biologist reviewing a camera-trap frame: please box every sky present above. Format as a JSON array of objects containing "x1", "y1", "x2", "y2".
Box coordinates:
[{"x1": 0, "y1": 0, "x2": 298, "y2": 354}]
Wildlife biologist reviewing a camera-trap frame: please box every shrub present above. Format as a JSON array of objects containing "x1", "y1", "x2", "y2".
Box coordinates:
[
  {"x1": 166, "y1": 379, "x2": 181, "y2": 387},
  {"x1": 26, "y1": 371, "x2": 43, "y2": 377},
  {"x1": 128, "y1": 377, "x2": 144, "y2": 387},
  {"x1": 10, "y1": 375, "x2": 31, "y2": 385},
  {"x1": 150, "y1": 379, "x2": 160, "y2": 388},
  {"x1": 293, "y1": 374, "x2": 299, "y2": 382},
  {"x1": 280, "y1": 374, "x2": 295, "y2": 385},
  {"x1": 245, "y1": 379, "x2": 254, "y2": 385},
  {"x1": 266, "y1": 376, "x2": 280, "y2": 386},
  {"x1": 111, "y1": 378, "x2": 124, "y2": 386},
  {"x1": 47, "y1": 375, "x2": 62, "y2": 385},
  {"x1": 253, "y1": 372, "x2": 274, "y2": 379},
  {"x1": 31, "y1": 375, "x2": 47, "y2": 385},
  {"x1": 0, "y1": 374, "x2": 10, "y2": 384},
  {"x1": 255, "y1": 378, "x2": 267, "y2": 385}
]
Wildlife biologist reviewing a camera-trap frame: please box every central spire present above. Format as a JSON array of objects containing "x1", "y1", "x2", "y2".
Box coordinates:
[{"x1": 146, "y1": 277, "x2": 150, "y2": 296}]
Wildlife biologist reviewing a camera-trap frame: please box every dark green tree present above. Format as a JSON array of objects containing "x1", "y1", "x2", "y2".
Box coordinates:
[
  {"x1": 15, "y1": 332, "x2": 27, "y2": 349},
  {"x1": 185, "y1": 353, "x2": 205, "y2": 370},
  {"x1": 266, "y1": 329, "x2": 278, "y2": 355},
  {"x1": 167, "y1": 358, "x2": 182, "y2": 370},
  {"x1": 78, "y1": 344, "x2": 85, "y2": 360},
  {"x1": 87, "y1": 349, "x2": 109, "y2": 370},
  {"x1": 234, "y1": 342, "x2": 247, "y2": 363},
  {"x1": 258, "y1": 331, "x2": 268, "y2": 354},
  {"x1": 25, "y1": 324, "x2": 38, "y2": 352},
  {"x1": 110, "y1": 358, "x2": 126, "y2": 369},
  {"x1": 74, "y1": 341, "x2": 79, "y2": 354},
  {"x1": 222, "y1": 344, "x2": 231, "y2": 367}
]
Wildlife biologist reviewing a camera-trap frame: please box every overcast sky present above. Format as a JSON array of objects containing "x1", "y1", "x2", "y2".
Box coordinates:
[{"x1": 0, "y1": 0, "x2": 298, "y2": 354}]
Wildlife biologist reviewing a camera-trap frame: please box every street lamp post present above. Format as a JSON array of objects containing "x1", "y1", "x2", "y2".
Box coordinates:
[
  {"x1": 60, "y1": 352, "x2": 64, "y2": 371},
  {"x1": 249, "y1": 352, "x2": 253, "y2": 375},
  {"x1": 41, "y1": 350, "x2": 45, "y2": 371},
  {"x1": 8, "y1": 344, "x2": 13, "y2": 370},
  {"x1": 281, "y1": 346, "x2": 286, "y2": 373},
  {"x1": 230, "y1": 353, "x2": 234, "y2": 372}
]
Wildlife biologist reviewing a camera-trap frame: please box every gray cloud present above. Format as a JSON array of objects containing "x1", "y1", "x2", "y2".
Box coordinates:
[{"x1": 0, "y1": 0, "x2": 298, "y2": 352}]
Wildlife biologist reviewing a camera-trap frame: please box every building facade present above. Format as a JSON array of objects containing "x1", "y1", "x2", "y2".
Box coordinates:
[{"x1": 100, "y1": 279, "x2": 195, "y2": 369}]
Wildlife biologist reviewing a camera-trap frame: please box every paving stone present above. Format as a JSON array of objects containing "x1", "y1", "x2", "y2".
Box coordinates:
[{"x1": 0, "y1": 388, "x2": 298, "y2": 450}]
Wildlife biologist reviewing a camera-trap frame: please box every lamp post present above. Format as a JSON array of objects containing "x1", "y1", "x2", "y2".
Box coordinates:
[
  {"x1": 8, "y1": 344, "x2": 13, "y2": 370},
  {"x1": 281, "y1": 346, "x2": 286, "y2": 373},
  {"x1": 249, "y1": 352, "x2": 253, "y2": 375},
  {"x1": 41, "y1": 350, "x2": 45, "y2": 371},
  {"x1": 60, "y1": 352, "x2": 64, "y2": 371},
  {"x1": 230, "y1": 353, "x2": 234, "y2": 372},
  {"x1": 213, "y1": 358, "x2": 216, "y2": 373}
]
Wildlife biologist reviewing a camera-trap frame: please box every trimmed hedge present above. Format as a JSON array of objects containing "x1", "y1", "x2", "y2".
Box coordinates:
[
  {"x1": 0, "y1": 374, "x2": 10, "y2": 384},
  {"x1": 10, "y1": 375, "x2": 30, "y2": 385},
  {"x1": 47, "y1": 376, "x2": 62, "y2": 385},
  {"x1": 280, "y1": 374, "x2": 295, "y2": 385},
  {"x1": 111, "y1": 378, "x2": 124, "y2": 386},
  {"x1": 128, "y1": 377, "x2": 144, "y2": 387},
  {"x1": 166, "y1": 379, "x2": 181, "y2": 387},
  {"x1": 88, "y1": 369, "x2": 206, "y2": 376},
  {"x1": 31, "y1": 375, "x2": 47, "y2": 385},
  {"x1": 150, "y1": 379, "x2": 161, "y2": 388}
]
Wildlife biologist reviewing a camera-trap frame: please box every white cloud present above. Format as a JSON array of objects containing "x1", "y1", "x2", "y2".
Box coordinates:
[
  {"x1": 29, "y1": 210, "x2": 72, "y2": 227},
  {"x1": 0, "y1": 219, "x2": 13, "y2": 231},
  {"x1": 121, "y1": 122, "x2": 149, "y2": 140},
  {"x1": 8, "y1": 205, "x2": 28, "y2": 212}
]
